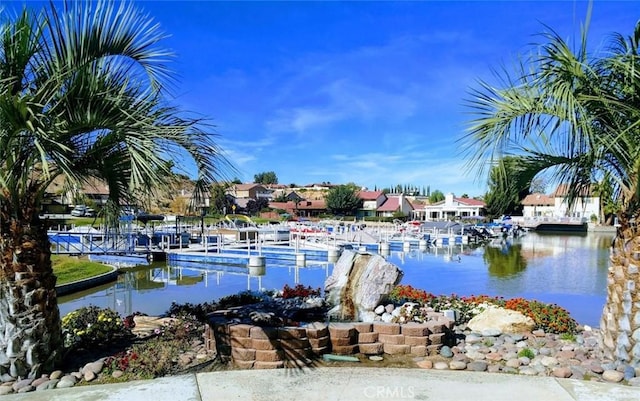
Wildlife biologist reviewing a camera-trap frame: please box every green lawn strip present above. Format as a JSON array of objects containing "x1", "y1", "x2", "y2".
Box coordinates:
[{"x1": 52, "y1": 255, "x2": 113, "y2": 285}]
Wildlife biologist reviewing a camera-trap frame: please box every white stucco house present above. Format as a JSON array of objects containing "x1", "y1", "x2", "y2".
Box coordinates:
[
  {"x1": 416, "y1": 193, "x2": 485, "y2": 221},
  {"x1": 521, "y1": 184, "x2": 600, "y2": 222}
]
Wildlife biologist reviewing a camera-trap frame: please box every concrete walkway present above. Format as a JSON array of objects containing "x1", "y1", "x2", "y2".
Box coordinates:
[{"x1": 3, "y1": 368, "x2": 639, "y2": 401}]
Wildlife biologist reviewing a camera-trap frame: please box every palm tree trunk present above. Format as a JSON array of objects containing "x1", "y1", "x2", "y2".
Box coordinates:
[
  {"x1": 599, "y1": 218, "x2": 640, "y2": 364},
  {"x1": 0, "y1": 207, "x2": 62, "y2": 379}
]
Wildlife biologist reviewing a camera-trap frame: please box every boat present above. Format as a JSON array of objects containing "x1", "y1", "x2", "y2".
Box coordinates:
[{"x1": 530, "y1": 221, "x2": 588, "y2": 233}]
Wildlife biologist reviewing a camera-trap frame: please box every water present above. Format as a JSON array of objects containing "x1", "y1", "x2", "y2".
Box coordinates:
[{"x1": 58, "y1": 232, "x2": 614, "y2": 327}]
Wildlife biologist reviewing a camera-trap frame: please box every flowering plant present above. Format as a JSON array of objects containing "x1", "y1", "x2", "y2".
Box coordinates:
[
  {"x1": 387, "y1": 284, "x2": 434, "y2": 305},
  {"x1": 155, "y1": 313, "x2": 203, "y2": 341},
  {"x1": 387, "y1": 285, "x2": 578, "y2": 333},
  {"x1": 61, "y1": 306, "x2": 127, "y2": 348},
  {"x1": 504, "y1": 298, "x2": 577, "y2": 334},
  {"x1": 281, "y1": 284, "x2": 322, "y2": 299}
]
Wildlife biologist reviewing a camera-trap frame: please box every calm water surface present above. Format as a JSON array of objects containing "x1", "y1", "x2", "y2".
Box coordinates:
[{"x1": 59, "y1": 232, "x2": 614, "y2": 327}]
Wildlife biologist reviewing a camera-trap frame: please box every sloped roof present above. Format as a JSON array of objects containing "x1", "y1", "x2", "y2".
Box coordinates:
[
  {"x1": 522, "y1": 193, "x2": 555, "y2": 206},
  {"x1": 296, "y1": 200, "x2": 326, "y2": 210},
  {"x1": 551, "y1": 183, "x2": 593, "y2": 197},
  {"x1": 268, "y1": 200, "x2": 326, "y2": 210},
  {"x1": 455, "y1": 197, "x2": 485, "y2": 207},
  {"x1": 358, "y1": 190, "x2": 384, "y2": 200},
  {"x1": 234, "y1": 183, "x2": 266, "y2": 191},
  {"x1": 377, "y1": 197, "x2": 400, "y2": 212}
]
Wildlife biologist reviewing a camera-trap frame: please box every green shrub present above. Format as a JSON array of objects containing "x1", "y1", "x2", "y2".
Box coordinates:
[
  {"x1": 217, "y1": 290, "x2": 264, "y2": 309},
  {"x1": 518, "y1": 348, "x2": 535, "y2": 359}
]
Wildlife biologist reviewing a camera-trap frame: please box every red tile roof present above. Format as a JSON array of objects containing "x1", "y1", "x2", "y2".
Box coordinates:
[
  {"x1": 454, "y1": 197, "x2": 485, "y2": 207},
  {"x1": 551, "y1": 183, "x2": 592, "y2": 197},
  {"x1": 358, "y1": 190, "x2": 384, "y2": 200},
  {"x1": 521, "y1": 193, "x2": 554, "y2": 206},
  {"x1": 377, "y1": 197, "x2": 400, "y2": 212}
]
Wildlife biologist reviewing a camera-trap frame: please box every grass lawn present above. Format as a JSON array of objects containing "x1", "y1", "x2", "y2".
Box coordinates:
[{"x1": 52, "y1": 255, "x2": 113, "y2": 285}]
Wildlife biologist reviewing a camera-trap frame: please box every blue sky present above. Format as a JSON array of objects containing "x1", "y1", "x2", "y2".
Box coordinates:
[{"x1": 16, "y1": 1, "x2": 640, "y2": 197}]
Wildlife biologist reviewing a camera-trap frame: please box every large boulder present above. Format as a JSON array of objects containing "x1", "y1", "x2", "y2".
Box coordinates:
[
  {"x1": 325, "y1": 250, "x2": 403, "y2": 321},
  {"x1": 467, "y1": 306, "x2": 535, "y2": 334}
]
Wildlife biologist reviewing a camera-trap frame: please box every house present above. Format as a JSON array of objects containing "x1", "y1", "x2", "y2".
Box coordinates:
[
  {"x1": 43, "y1": 176, "x2": 111, "y2": 209},
  {"x1": 522, "y1": 184, "x2": 600, "y2": 222},
  {"x1": 376, "y1": 193, "x2": 414, "y2": 218},
  {"x1": 418, "y1": 193, "x2": 485, "y2": 221},
  {"x1": 268, "y1": 200, "x2": 327, "y2": 219},
  {"x1": 356, "y1": 190, "x2": 387, "y2": 218},
  {"x1": 521, "y1": 193, "x2": 555, "y2": 218},
  {"x1": 226, "y1": 183, "x2": 271, "y2": 200}
]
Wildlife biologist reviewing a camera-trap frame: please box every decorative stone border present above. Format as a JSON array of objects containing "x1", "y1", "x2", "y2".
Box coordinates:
[{"x1": 205, "y1": 313, "x2": 455, "y2": 369}]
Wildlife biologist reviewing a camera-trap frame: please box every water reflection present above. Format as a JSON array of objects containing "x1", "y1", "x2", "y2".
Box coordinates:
[
  {"x1": 483, "y1": 241, "x2": 527, "y2": 278},
  {"x1": 58, "y1": 260, "x2": 332, "y2": 318},
  {"x1": 58, "y1": 232, "x2": 614, "y2": 327}
]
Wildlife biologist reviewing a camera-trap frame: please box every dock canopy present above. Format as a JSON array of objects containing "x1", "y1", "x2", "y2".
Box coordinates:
[{"x1": 136, "y1": 214, "x2": 165, "y2": 225}]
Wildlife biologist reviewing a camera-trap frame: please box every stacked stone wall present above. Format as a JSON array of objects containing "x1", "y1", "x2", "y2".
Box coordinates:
[{"x1": 205, "y1": 315, "x2": 454, "y2": 369}]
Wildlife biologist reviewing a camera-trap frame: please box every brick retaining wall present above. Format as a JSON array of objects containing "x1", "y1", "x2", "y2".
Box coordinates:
[{"x1": 205, "y1": 315, "x2": 454, "y2": 369}]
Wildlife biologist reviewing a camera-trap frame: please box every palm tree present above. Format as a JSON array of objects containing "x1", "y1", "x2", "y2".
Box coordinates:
[
  {"x1": 0, "y1": 2, "x2": 233, "y2": 378},
  {"x1": 463, "y1": 13, "x2": 640, "y2": 366}
]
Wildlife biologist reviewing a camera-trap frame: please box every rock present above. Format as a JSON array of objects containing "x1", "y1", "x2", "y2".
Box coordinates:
[
  {"x1": 374, "y1": 305, "x2": 385, "y2": 314},
  {"x1": 385, "y1": 304, "x2": 395, "y2": 314},
  {"x1": 532, "y1": 329, "x2": 545, "y2": 337},
  {"x1": 0, "y1": 387, "x2": 13, "y2": 396},
  {"x1": 624, "y1": 365, "x2": 636, "y2": 380},
  {"x1": 602, "y1": 370, "x2": 625, "y2": 383},
  {"x1": 325, "y1": 250, "x2": 403, "y2": 321},
  {"x1": 487, "y1": 364, "x2": 501, "y2": 373},
  {"x1": 506, "y1": 358, "x2": 521, "y2": 368},
  {"x1": 17, "y1": 385, "x2": 35, "y2": 393},
  {"x1": 361, "y1": 311, "x2": 377, "y2": 322},
  {"x1": 132, "y1": 316, "x2": 179, "y2": 338},
  {"x1": 449, "y1": 361, "x2": 467, "y2": 370},
  {"x1": 416, "y1": 360, "x2": 433, "y2": 369},
  {"x1": 540, "y1": 356, "x2": 559, "y2": 367},
  {"x1": 485, "y1": 353, "x2": 503, "y2": 362},
  {"x1": 466, "y1": 351, "x2": 485, "y2": 360},
  {"x1": 481, "y1": 328, "x2": 502, "y2": 337},
  {"x1": 589, "y1": 363, "x2": 604, "y2": 374},
  {"x1": 31, "y1": 377, "x2": 49, "y2": 388},
  {"x1": 552, "y1": 367, "x2": 572, "y2": 378},
  {"x1": 519, "y1": 367, "x2": 538, "y2": 376},
  {"x1": 83, "y1": 360, "x2": 105, "y2": 375},
  {"x1": 381, "y1": 313, "x2": 393, "y2": 323},
  {"x1": 440, "y1": 346, "x2": 453, "y2": 358},
  {"x1": 467, "y1": 306, "x2": 535, "y2": 334},
  {"x1": 12, "y1": 378, "x2": 33, "y2": 392},
  {"x1": 36, "y1": 379, "x2": 59, "y2": 391},
  {"x1": 433, "y1": 361, "x2": 449, "y2": 370},
  {"x1": 569, "y1": 366, "x2": 586, "y2": 380},
  {"x1": 59, "y1": 374, "x2": 77, "y2": 385},
  {"x1": 49, "y1": 370, "x2": 63, "y2": 380},
  {"x1": 83, "y1": 370, "x2": 96, "y2": 382},
  {"x1": 518, "y1": 357, "x2": 531, "y2": 365},
  {"x1": 465, "y1": 334, "x2": 483, "y2": 344},
  {"x1": 628, "y1": 377, "x2": 640, "y2": 387},
  {"x1": 369, "y1": 356, "x2": 384, "y2": 361},
  {"x1": 467, "y1": 361, "x2": 488, "y2": 372}
]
